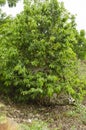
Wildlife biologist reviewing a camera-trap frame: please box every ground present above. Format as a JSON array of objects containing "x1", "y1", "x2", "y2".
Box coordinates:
[{"x1": 0, "y1": 95, "x2": 86, "y2": 130}]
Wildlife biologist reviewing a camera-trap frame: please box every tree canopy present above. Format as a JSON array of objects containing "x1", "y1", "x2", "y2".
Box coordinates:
[{"x1": 0, "y1": 0, "x2": 19, "y2": 7}]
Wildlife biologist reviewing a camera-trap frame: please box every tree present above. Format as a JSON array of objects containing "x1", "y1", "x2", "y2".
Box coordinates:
[
  {"x1": 74, "y1": 29, "x2": 86, "y2": 60},
  {"x1": 0, "y1": 0, "x2": 5, "y2": 6},
  {"x1": 0, "y1": 0, "x2": 85, "y2": 103},
  {"x1": 7, "y1": 0, "x2": 20, "y2": 7},
  {"x1": 0, "y1": 0, "x2": 20, "y2": 7}
]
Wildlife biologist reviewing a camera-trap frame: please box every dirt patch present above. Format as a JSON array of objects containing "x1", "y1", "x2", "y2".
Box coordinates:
[{"x1": 0, "y1": 97, "x2": 86, "y2": 130}]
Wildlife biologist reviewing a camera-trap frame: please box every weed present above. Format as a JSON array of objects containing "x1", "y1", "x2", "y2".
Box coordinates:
[{"x1": 20, "y1": 120, "x2": 49, "y2": 130}]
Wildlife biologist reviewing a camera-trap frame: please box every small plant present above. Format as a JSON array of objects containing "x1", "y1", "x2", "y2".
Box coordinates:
[
  {"x1": 57, "y1": 124, "x2": 63, "y2": 130},
  {"x1": 65, "y1": 110, "x2": 78, "y2": 118},
  {"x1": 0, "y1": 115, "x2": 7, "y2": 124},
  {"x1": 74, "y1": 103, "x2": 86, "y2": 125},
  {"x1": 81, "y1": 112, "x2": 86, "y2": 125},
  {"x1": 20, "y1": 120, "x2": 49, "y2": 130},
  {"x1": 70, "y1": 125, "x2": 76, "y2": 130}
]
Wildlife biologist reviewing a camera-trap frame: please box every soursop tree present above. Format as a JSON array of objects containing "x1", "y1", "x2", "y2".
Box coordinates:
[{"x1": 0, "y1": 0, "x2": 85, "y2": 103}]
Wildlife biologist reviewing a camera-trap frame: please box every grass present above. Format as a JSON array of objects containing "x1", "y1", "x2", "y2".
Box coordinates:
[
  {"x1": 20, "y1": 120, "x2": 49, "y2": 130},
  {"x1": 78, "y1": 60, "x2": 86, "y2": 79}
]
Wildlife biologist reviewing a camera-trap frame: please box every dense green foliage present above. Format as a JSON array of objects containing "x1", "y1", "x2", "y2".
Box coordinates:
[
  {"x1": 74, "y1": 30, "x2": 86, "y2": 60},
  {"x1": 0, "y1": 0, "x2": 19, "y2": 7},
  {"x1": 0, "y1": 0, "x2": 86, "y2": 103},
  {"x1": 0, "y1": 0, "x2": 5, "y2": 6}
]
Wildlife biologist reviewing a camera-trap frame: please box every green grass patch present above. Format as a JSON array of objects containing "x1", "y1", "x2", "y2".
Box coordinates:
[{"x1": 20, "y1": 120, "x2": 49, "y2": 130}]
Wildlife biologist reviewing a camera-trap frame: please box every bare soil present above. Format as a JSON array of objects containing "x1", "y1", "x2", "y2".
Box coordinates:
[{"x1": 0, "y1": 96, "x2": 86, "y2": 130}]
